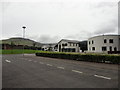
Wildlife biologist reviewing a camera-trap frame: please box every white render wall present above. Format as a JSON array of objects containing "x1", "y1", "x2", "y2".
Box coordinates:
[
  {"x1": 88, "y1": 35, "x2": 120, "y2": 53},
  {"x1": 57, "y1": 40, "x2": 80, "y2": 52}
]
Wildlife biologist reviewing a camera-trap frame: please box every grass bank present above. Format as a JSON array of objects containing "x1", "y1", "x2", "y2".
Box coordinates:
[
  {"x1": 1, "y1": 49, "x2": 41, "y2": 54},
  {"x1": 36, "y1": 51, "x2": 120, "y2": 64}
]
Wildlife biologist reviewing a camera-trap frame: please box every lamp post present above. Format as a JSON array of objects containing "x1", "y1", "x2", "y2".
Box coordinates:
[{"x1": 22, "y1": 26, "x2": 26, "y2": 56}]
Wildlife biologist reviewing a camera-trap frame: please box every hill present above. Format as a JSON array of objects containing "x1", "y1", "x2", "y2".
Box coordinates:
[{"x1": 0, "y1": 37, "x2": 42, "y2": 47}]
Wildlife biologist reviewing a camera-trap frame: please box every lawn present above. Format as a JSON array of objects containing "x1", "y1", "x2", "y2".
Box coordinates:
[{"x1": 0, "y1": 49, "x2": 41, "y2": 54}]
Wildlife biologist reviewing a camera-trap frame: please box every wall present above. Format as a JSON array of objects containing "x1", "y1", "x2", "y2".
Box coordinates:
[
  {"x1": 57, "y1": 40, "x2": 80, "y2": 52},
  {"x1": 88, "y1": 35, "x2": 120, "y2": 53}
]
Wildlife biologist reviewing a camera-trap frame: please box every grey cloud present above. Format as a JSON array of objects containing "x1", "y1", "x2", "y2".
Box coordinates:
[
  {"x1": 26, "y1": 35, "x2": 61, "y2": 43},
  {"x1": 2, "y1": 1, "x2": 118, "y2": 41},
  {"x1": 65, "y1": 30, "x2": 93, "y2": 41},
  {"x1": 94, "y1": 19, "x2": 118, "y2": 35},
  {"x1": 37, "y1": 35, "x2": 60, "y2": 43}
]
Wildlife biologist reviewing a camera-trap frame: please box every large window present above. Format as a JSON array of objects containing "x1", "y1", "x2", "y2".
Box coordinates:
[
  {"x1": 114, "y1": 47, "x2": 117, "y2": 51},
  {"x1": 92, "y1": 47, "x2": 95, "y2": 51},
  {"x1": 62, "y1": 43, "x2": 67, "y2": 46},
  {"x1": 104, "y1": 39, "x2": 107, "y2": 43},
  {"x1": 64, "y1": 43, "x2": 67, "y2": 46},
  {"x1": 89, "y1": 41, "x2": 90, "y2": 45},
  {"x1": 76, "y1": 44, "x2": 78, "y2": 46},
  {"x1": 92, "y1": 40, "x2": 94, "y2": 44},
  {"x1": 109, "y1": 39, "x2": 113, "y2": 43},
  {"x1": 102, "y1": 46, "x2": 107, "y2": 51},
  {"x1": 59, "y1": 45, "x2": 61, "y2": 52},
  {"x1": 109, "y1": 46, "x2": 112, "y2": 51}
]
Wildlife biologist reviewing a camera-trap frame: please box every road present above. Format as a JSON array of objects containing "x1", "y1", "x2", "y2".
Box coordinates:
[{"x1": 2, "y1": 54, "x2": 118, "y2": 88}]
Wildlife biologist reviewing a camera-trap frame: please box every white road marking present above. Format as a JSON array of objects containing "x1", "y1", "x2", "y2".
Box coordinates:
[
  {"x1": 57, "y1": 67, "x2": 64, "y2": 69},
  {"x1": 46, "y1": 64, "x2": 53, "y2": 66},
  {"x1": 72, "y1": 70, "x2": 83, "y2": 74},
  {"x1": 94, "y1": 75, "x2": 111, "y2": 80},
  {"x1": 39, "y1": 62, "x2": 44, "y2": 64},
  {"x1": 5, "y1": 60, "x2": 11, "y2": 63}
]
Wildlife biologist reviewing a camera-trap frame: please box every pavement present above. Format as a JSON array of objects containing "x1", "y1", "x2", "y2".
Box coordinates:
[{"x1": 2, "y1": 54, "x2": 119, "y2": 88}]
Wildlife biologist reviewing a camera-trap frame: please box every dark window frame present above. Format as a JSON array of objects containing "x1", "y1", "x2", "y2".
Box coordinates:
[
  {"x1": 92, "y1": 40, "x2": 94, "y2": 44},
  {"x1": 109, "y1": 46, "x2": 112, "y2": 51},
  {"x1": 114, "y1": 47, "x2": 117, "y2": 51},
  {"x1": 109, "y1": 39, "x2": 113, "y2": 43},
  {"x1": 104, "y1": 39, "x2": 107, "y2": 43},
  {"x1": 76, "y1": 44, "x2": 77, "y2": 46},
  {"x1": 92, "y1": 47, "x2": 95, "y2": 51},
  {"x1": 89, "y1": 41, "x2": 90, "y2": 45},
  {"x1": 102, "y1": 46, "x2": 107, "y2": 51}
]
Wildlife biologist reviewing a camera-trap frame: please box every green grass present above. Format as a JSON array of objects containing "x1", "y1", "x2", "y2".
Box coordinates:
[{"x1": 1, "y1": 49, "x2": 41, "y2": 54}]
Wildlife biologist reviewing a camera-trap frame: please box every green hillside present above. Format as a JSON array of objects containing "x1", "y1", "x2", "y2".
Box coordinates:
[{"x1": 0, "y1": 37, "x2": 42, "y2": 47}]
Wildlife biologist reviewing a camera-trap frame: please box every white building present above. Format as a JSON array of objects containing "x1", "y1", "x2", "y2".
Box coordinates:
[
  {"x1": 41, "y1": 43, "x2": 57, "y2": 51},
  {"x1": 54, "y1": 39, "x2": 80, "y2": 52},
  {"x1": 88, "y1": 35, "x2": 120, "y2": 53}
]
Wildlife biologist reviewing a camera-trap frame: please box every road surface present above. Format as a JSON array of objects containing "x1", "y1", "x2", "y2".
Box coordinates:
[{"x1": 2, "y1": 54, "x2": 118, "y2": 88}]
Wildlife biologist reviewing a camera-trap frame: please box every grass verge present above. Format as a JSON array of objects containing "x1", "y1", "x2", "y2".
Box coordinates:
[{"x1": 1, "y1": 49, "x2": 41, "y2": 54}]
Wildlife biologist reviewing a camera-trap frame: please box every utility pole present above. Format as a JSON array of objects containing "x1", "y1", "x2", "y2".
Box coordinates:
[{"x1": 22, "y1": 26, "x2": 26, "y2": 56}]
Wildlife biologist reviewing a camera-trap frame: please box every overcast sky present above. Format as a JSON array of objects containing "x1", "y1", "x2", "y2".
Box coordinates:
[{"x1": 1, "y1": 0, "x2": 119, "y2": 43}]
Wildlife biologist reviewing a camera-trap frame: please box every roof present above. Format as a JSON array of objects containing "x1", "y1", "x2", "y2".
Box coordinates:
[
  {"x1": 41, "y1": 43, "x2": 57, "y2": 47},
  {"x1": 58, "y1": 39, "x2": 80, "y2": 44},
  {"x1": 88, "y1": 34, "x2": 120, "y2": 40}
]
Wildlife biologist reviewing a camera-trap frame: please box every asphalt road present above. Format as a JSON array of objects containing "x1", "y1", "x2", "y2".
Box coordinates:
[{"x1": 2, "y1": 54, "x2": 118, "y2": 88}]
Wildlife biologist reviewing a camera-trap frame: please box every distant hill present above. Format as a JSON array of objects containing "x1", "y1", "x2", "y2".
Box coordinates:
[
  {"x1": 0, "y1": 37, "x2": 42, "y2": 47},
  {"x1": 41, "y1": 43, "x2": 57, "y2": 46}
]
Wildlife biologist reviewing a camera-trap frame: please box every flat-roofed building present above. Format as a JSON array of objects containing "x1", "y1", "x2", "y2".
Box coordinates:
[{"x1": 88, "y1": 35, "x2": 120, "y2": 53}]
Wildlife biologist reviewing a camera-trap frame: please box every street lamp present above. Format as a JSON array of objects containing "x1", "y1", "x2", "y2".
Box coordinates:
[{"x1": 22, "y1": 26, "x2": 26, "y2": 56}]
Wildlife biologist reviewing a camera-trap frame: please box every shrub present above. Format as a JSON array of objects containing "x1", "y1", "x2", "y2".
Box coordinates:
[{"x1": 35, "y1": 51, "x2": 120, "y2": 64}]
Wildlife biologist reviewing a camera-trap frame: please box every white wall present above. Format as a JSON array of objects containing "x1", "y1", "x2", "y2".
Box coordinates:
[
  {"x1": 57, "y1": 40, "x2": 80, "y2": 52},
  {"x1": 88, "y1": 35, "x2": 120, "y2": 53}
]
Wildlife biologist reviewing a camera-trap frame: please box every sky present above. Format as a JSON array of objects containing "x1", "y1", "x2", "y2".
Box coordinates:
[{"x1": 1, "y1": 0, "x2": 119, "y2": 43}]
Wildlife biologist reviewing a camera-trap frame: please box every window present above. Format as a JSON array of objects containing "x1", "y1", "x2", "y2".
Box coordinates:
[
  {"x1": 62, "y1": 44, "x2": 64, "y2": 46},
  {"x1": 109, "y1": 46, "x2": 112, "y2": 51},
  {"x1": 109, "y1": 39, "x2": 113, "y2": 43},
  {"x1": 65, "y1": 43, "x2": 67, "y2": 46},
  {"x1": 102, "y1": 47, "x2": 107, "y2": 51},
  {"x1": 92, "y1": 47, "x2": 95, "y2": 51},
  {"x1": 62, "y1": 43, "x2": 67, "y2": 46},
  {"x1": 69, "y1": 43, "x2": 71, "y2": 46},
  {"x1": 89, "y1": 41, "x2": 90, "y2": 45},
  {"x1": 104, "y1": 39, "x2": 107, "y2": 43},
  {"x1": 76, "y1": 44, "x2": 77, "y2": 46},
  {"x1": 92, "y1": 40, "x2": 94, "y2": 44},
  {"x1": 114, "y1": 47, "x2": 117, "y2": 51}
]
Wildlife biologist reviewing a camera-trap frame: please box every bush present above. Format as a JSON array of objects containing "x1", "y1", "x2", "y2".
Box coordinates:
[{"x1": 35, "y1": 51, "x2": 120, "y2": 64}]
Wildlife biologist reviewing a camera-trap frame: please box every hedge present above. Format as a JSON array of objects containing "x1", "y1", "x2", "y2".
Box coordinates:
[{"x1": 35, "y1": 51, "x2": 120, "y2": 64}]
